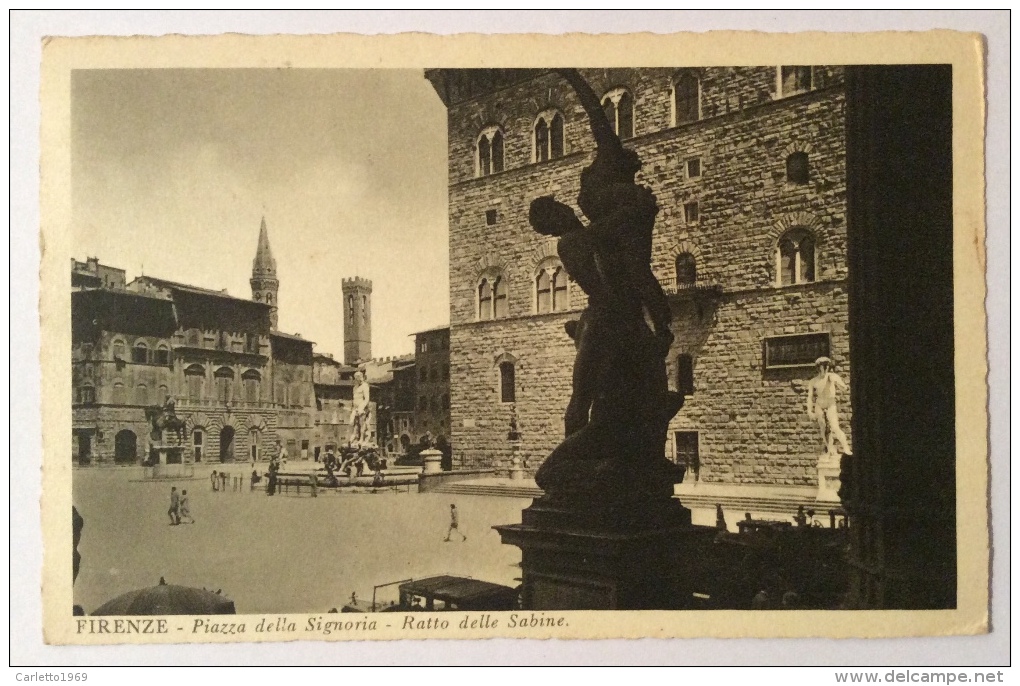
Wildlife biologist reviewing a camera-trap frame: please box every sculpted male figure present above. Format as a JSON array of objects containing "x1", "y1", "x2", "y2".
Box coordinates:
[
  {"x1": 806, "y1": 356, "x2": 851, "y2": 456},
  {"x1": 349, "y1": 370, "x2": 371, "y2": 445},
  {"x1": 530, "y1": 193, "x2": 666, "y2": 438}
]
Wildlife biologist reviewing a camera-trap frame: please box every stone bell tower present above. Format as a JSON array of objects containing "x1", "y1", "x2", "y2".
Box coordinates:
[
  {"x1": 342, "y1": 277, "x2": 372, "y2": 365},
  {"x1": 250, "y1": 217, "x2": 279, "y2": 329}
]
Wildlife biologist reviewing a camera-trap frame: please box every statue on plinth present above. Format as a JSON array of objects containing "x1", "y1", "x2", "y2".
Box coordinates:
[
  {"x1": 349, "y1": 370, "x2": 372, "y2": 447},
  {"x1": 806, "y1": 356, "x2": 851, "y2": 457},
  {"x1": 527, "y1": 69, "x2": 684, "y2": 502},
  {"x1": 146, "y1": 394, "x2": 186, "y2": 444}
]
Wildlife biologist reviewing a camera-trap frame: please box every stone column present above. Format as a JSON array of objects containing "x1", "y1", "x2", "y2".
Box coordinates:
[{"x1": 844, "y1": 65, "x2": 956, "y2": 609}]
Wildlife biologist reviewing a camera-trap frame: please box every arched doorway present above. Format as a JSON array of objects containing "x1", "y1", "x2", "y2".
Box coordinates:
[
  {"x1": 114, "y1": 430, "x2": 137, "y2": 464},
  {"x1": 219, "y1": 426, "x2": 235, "y2": 462}
]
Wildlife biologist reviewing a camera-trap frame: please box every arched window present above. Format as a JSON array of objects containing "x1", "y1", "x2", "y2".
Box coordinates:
[
  {"x1": 158, "y1": 384, "x2": 170, "y2": 403},
  {"x1": 362, "y1": 295, "x2": 368, "y2": 325},
  {"x1": 214, "y1": 367, "x2": 235, "y2": 403},
  {"x1": 533, "y1": 111, "x2": 565, "y2": 162},
  {"x1": 601, "y1": 88, "x2": 634, "y2": 139},
  {"x1": 242, "y1": 369, "x2": 261, "y2": 404},
  {"x1": 186, "y1": 330, "x2": 200, "y2": 347},
  {"x1": 535, "y1": 260, "x2": 570, "y2": 313},
  {"x1": 131, "y1": 341, "x2": 148, "y2": 364},
  {"x1": 553, "y1": 266, "x2": 569, "y2": 311},
  {"x1": 675, "y1": 253, "x2": 697, "y2": 286},
  {"x1": 154, "y1": 343, "x2": 170, "y2": 366},
  {"x1": 112, "y1": 381, "x2": 125, "y2": 405},
  {"x1": 673, "y1": 73, "x2": 701, "y2": 125},
  {"x1": 112, "y1": 339, "x2": 126, "y2": 360},
  {"x1": 535, "y1": 269, "x2": 551, "y2": 313},
  {"x1": 477, "y1": 273, "x2": 508, "y2": 321},
  {"x1": 185, "y1": 364, "x2": 205, "y2": 400},
  {"x1": 499, "y1": 361, "x2": 516, "y2": 404},
  {"x1": 676, "y1": 354, "x2": 695, "y2": 397},
  {"x1": 348, "y1": 294, "x2": 355, "y2": 324},
  {"x1": 80, "y1": 384, "x2": 96, "y2": 405},
  {"x1": 476, "y1": 126, "x2": 505, "y2": 177},
  {"x1": 778, "y1": 66, "x2": 813, "y2": 97},
  {"x1": 493, "y1": 275, "x2": 508, "y2": 318},
  {"x1": 776, "y1": 228, "x2": 817, "y2": 286},
  {"x1": 786, "y1": 152, "x2": 810, "y2": 184},
  {"x1": 135, "y1": 383, "x2": 148, "y2": 406},
  {"x1": 478, "y1": 278, "x2": 492, "y2": 320}
]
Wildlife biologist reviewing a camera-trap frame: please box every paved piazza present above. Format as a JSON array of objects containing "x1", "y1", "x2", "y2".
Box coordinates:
[{"x1": 72, "y1": 468, "x2": 529, "y2": 614}]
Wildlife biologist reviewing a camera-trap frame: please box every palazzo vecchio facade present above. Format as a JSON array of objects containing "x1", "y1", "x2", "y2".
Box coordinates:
[{"x1": 427, "y1": 67, "x2": 851, "y2": 491}]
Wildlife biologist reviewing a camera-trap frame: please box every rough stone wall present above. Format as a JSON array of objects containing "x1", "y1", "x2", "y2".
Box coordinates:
[
  {"x1": 74, "y1": 331, "x2": 175, "y2": 406},
  {"x1": 666, "y1": 284, "x2": 850, "y2": 486},
  {"x1": 72, "y1": 406, "x2": 150, "y2": 465},
  {"x1": 444, "y1": 66, "x2": 849, "y2": 486}
]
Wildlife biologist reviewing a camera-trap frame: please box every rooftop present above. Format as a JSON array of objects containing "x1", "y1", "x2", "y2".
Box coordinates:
[
  {"x1": 411, "y1": 324, "x2": 451, "y2": 336},
  {"x1": 130, "y1": 275, "x2": 268, "y2": 306},
  {"x1": 270, "y1": 330, "x2": 313, "y2": 344}
]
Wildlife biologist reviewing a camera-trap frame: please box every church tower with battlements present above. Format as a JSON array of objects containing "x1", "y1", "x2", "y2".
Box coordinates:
[
  {"x1": 250, "y1": 217, "x2": 280, "y2": 329},
  {"x1": 342, "y1": 277, "x2": 372, "y2": 365}
]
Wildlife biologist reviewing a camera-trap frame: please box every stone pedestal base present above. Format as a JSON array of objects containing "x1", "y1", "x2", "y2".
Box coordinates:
[
  {"x1": 421, "y1": 449, "x2": 443, "y2": 474},
  {"x1": 816, "y1": 453, "x2": 842, "y2": 503},
  {"x1": 496, "y1": 496, "x2": 697, "y2": 610}
]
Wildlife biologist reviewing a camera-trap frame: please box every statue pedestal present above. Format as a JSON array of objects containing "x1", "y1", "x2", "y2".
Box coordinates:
[
  {"x1": 495, "y1": 494, "x2": 696, "y2": 610},
  {"x1": 816, "y1": 453, "x2": 842, "y2": 503},
  {"x1": 421, "y1": 448, "x2": 443, "y2": 474},
  {"x1": 508, "y1": 443, "x2": 523, "y2": 481}
]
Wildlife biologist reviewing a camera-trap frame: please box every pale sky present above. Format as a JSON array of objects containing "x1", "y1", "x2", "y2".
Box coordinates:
[{"x1": 72, "y1": 69, "x2": 449, "y2": 359}]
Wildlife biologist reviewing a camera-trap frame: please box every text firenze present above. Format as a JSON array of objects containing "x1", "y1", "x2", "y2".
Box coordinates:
[{"x1": 76, "y1": 618, "x2": 168, "y2": 634}]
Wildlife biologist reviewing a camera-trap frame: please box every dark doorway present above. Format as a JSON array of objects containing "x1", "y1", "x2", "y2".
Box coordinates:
[
  {"x1": 114, "y1": 430, "x2": 137, "y2": 464},
  {"x1": 219, "y1": 426, "x2": 235, "y2": 462},
  {"x1": 77, "y1": 433, "x2": 92, "y2": 466}
]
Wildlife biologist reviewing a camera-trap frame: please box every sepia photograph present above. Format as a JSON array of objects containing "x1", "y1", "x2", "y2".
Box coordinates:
[
  {"x1": 67, "y1": 62, "x2": 959, "y2": 620},
  {"x1": 20, "y1": 17, "x2": 1002, "y2": 664}
]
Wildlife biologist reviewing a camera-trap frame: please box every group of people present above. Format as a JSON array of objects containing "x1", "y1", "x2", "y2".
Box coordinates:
[
  {"x1": 209, "y1": 469, "x2": 234, "y2": 492},
  {"x1": 167, "y1": 486, "x2": 193, "y2": 525}
]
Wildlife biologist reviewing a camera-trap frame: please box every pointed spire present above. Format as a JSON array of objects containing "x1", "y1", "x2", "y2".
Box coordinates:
[{"x1": 252, "y1": 216, "x2": 277, "y2": 276}]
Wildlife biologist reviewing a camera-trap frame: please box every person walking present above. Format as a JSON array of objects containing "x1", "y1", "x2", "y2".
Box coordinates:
[
  {"x1": 444, "y1": 504, "x2": 466, "y2": 542},
  {"x1": 167, "y1": 486, "x2": 181, "y2": 525},
  {"x1": 210, "y1": 470, "x2": 219, "y2": 492},
  {"x1": 179, "y1": 489, "x2": 194, "y2": 524}
]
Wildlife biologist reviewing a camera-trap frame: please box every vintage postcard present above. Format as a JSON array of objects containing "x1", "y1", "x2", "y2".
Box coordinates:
[{"x1": 39, "y1": 30, "x2": 988, "y2": 645}]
